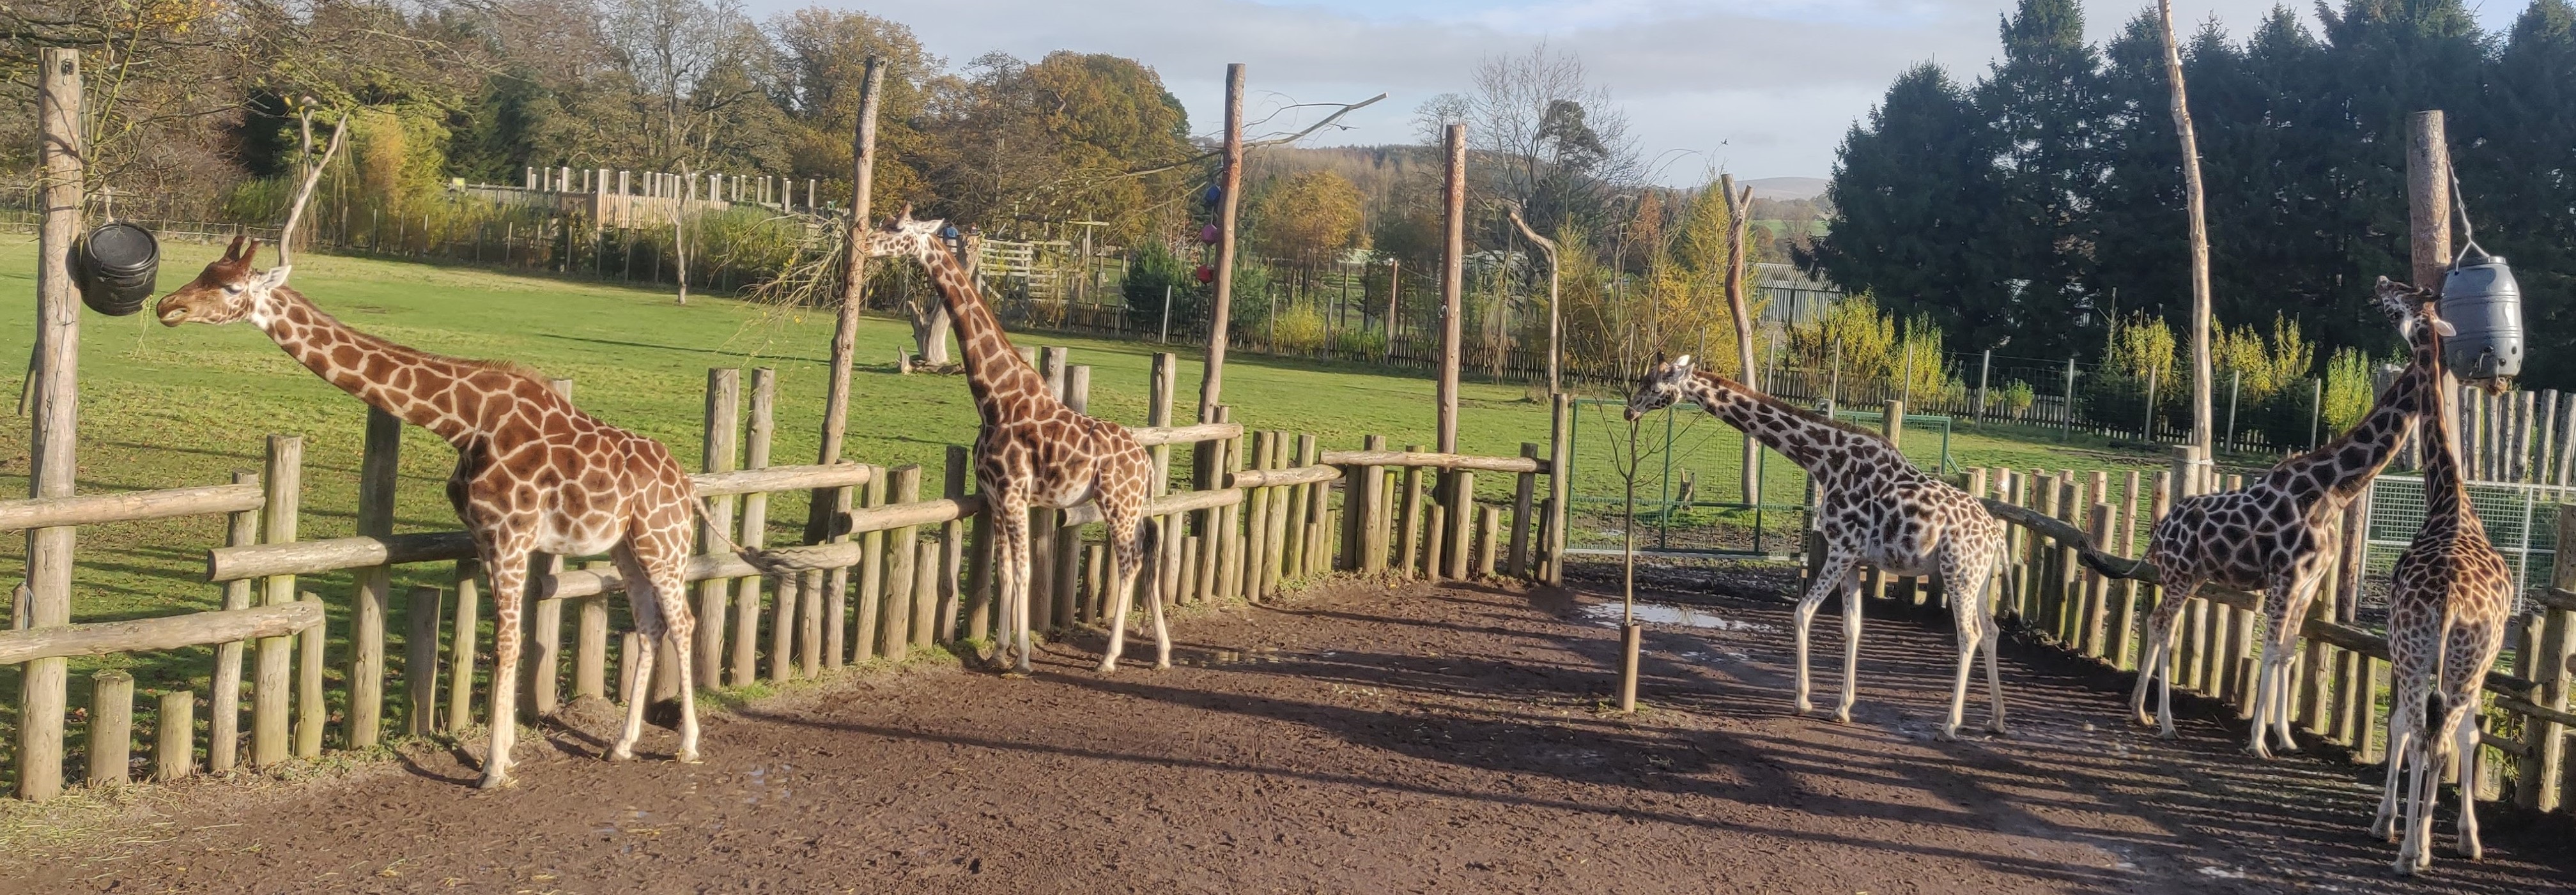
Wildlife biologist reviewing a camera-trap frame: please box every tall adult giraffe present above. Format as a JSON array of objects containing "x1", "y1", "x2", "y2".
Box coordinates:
[
  {"x1": 863, "y1": 209, "x2": 1166, "y2": 673},
  {"x1": 1626, "y1": 356, "x2": 2010, "y2": 740},
  {"x1": 2131, "y1": 277, "x2": 2435, "y2": 756},
  {"x1": 2368, "y1": 283, "x2": 2511, "y2": 874},
  {"x1": 155, "y1": 237, "x2": 732, "y2": 788}
]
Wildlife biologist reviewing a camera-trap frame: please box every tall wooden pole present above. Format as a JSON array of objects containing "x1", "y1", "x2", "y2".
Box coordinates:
[
  {"x1": 811, "y1": 57, "x2": 883, "y2": 542},
  {"x1": 2407, "y1": 111, "x2": 2453, "y2": 292},
  {"x1": 1198, "y1": 63, "x2": 1246, "y2": 422},
  {"x1": 1720, "y1": 173, "x2": 1759, "y2": 505},
  {"x1": 2409, "y1": 111, "x2": 2455, "y2": 460},
  {"x1": 1438, "y1": 123, "x2": 1466, "y2": 454},
  {"x1": 2159, "y1": 0, "x2": 2214, "y2": 492},
  {"x1": 21, "y1": 47, "x2": 81, "y2": 802}
]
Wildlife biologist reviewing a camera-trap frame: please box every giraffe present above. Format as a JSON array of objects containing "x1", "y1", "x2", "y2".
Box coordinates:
[
  {"x1": 156, "y1": 237, "x2": 719, "y2": 789},
  {"x1": 862, "y1": 209, "x2": 1166, "y2": 674},
  {"x1": 1626, "y1": 356, "x2": 2010, "y2": 739},
  {"x1": 2367, "y1": 284, "x2": 2511, "y2": 874},
  {"x1": 2131, "y1": 277, "x2": 2435, "y2": 757}
]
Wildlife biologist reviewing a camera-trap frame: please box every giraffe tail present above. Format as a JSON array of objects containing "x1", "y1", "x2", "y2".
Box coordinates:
[{"x1": 1982, "y1": 496, "x2": 2156, "y2": 582}]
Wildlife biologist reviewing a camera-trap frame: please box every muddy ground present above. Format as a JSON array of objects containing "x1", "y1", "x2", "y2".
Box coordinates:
[{"x1": 6, "y1": 563, "x2": 2573, "y2": 894}]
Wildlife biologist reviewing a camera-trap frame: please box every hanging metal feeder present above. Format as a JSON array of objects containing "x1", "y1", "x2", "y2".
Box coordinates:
[
  {"x1": 73, "y1": 221, "x2": 159, "y2": 317},
  {"x1": 2441, "y1": 246, "x2": 2521, "y2": 381}
]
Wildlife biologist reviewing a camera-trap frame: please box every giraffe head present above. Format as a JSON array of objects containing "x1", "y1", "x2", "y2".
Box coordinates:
[
  {"x1": 1625, "y1": 353, "x2": 1696, "y2": 421},
  {"x1": 2374, "y1": 275, "x2": 2453, "y2": 344},
  {"x1": 861, "y1": 205, "x2": 950, "y2": 264},
  {"x1": 155, "y1": 235, "x2": 291, "y2": 327}
]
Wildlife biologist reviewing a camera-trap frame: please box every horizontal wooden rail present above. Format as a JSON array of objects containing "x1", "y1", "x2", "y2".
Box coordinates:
[
  {"x1": 1317, "y1": 449, "x2": 1548, "y2": 474},
  {"x1": 693, "y1": 462, "x2": 871, "y2": 497},
  {"x1": 1230, "y1": 465, "x2": 1341, "y2": 489},
  {"x1": 1984, "y1": 497, "x2": 2542, "y2": 702},
  {"x1": 0, "y1": 483, "x2": 263, "y2": 533},
  {"x1": 2538, "y1": 586, "x2": 2576, "y2": 613},
  {"x1": 1132, "y1": 422, "x2": 1243, "y2": 447},
  {"x1": 0, "y1": 601, "x2": 321, "y2": 664},
  {"x1": 209, "y1": 531, "x2": 476, "y2": 582},
  {"x1": 1060, "y1": 487, "x2": 1246, "y2": 528},
  {"x1": 842, "y1": 496, "x2": 983, "y2": 536}
]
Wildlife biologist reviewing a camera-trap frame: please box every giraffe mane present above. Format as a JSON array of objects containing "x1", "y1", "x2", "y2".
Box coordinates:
[{"x1": 1693, "y1": 371, "x2": 1883, "y2": 440}]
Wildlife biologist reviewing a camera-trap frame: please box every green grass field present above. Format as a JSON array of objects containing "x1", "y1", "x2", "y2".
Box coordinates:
[{"x1": 0, "y1": 232, "x2": 2207, "y2": 773}]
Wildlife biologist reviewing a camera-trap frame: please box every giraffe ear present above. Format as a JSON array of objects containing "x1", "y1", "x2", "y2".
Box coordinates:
[
  {"x1": 2432, "y1": 318, "x2": 2457, "y2": 337},
  {"x1": 1675, "y1": 354, "x2": 1694, "y2": 371},
  {"x1": 258, "y1": 264, "x2": 292, "y2": 290}
]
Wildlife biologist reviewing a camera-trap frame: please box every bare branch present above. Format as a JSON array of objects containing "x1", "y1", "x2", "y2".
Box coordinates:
[
  {"x1": 1504, "y1": 202, "x2": 1556, "y2": 260},
  {"x1": 1111, "y1": 93, "x2": 1387, "y2": 182},
  {"x1": 275, "y1": 112, "x2": 348, "y2": 270}
]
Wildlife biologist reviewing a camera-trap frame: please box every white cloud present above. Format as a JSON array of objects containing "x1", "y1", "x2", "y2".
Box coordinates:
[{"x1": 741, "y1": 0, "x2": 2530, "y2": 183}]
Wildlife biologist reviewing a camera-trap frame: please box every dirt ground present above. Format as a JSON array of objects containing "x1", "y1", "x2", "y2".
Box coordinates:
[{"x1": 8, "y1": 563, "x2": 2575, "y2": 894}]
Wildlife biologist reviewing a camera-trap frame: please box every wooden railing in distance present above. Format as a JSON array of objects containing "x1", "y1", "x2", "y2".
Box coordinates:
[
  {"x1": 0, "y1": 483, "x2": 263, "y2": 532},
  {"x1": 0, "y1": 602, "x2": 320, "y2": 664}
]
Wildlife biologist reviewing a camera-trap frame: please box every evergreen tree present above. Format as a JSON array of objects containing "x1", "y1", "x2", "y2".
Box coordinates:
[
  {"x1": 1807, "y1": 65, "x2": 2012, "y2": 347},
  {"x1": 1974, "y1": 0, "x2": 2113, "y2": 356}
]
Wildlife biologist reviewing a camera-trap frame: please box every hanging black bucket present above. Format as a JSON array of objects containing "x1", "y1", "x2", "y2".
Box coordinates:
[
  {"x1": 2440, "y1": 247, "x2": 2522, "y2": 381},
  {"x1": 74, "y1": 222, "x2": 160, "y2": 317}
]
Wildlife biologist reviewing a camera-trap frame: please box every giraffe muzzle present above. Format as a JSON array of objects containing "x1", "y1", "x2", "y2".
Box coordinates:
[{"x1": 155, "y1": 304, "x2": 189, "y2": 326}]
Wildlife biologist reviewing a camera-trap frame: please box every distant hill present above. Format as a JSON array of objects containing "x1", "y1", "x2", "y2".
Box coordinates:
[{"x1": 1743, "y1": 177, "x2": 1828, "y2": 201}]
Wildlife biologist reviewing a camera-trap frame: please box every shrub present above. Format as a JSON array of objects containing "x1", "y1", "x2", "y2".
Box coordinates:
[
  {"x1": 2320, "y1": 346, "x2": 2379, "y2": 434},
  {"x1": 1996, "y1": 380, "x2": 2036, "y2": 419},
  {"x1": 1269, "y1": 302, "x2": 1330, "y2": 353}
]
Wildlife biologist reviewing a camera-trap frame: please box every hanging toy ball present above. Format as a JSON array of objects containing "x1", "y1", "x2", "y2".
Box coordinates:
[
  {"x1": 1200, "y1": 223, "x2": 1221, "y2": 244},
  {"x1": 1201, "y1": 184, "x2": 1223, "y2": 209},
  {"x1": 2441, "y1": 245, "x2": 2523, "y2": 381},
  {"x1": 1194, "y1": 264, "x2": 1215, "y2": 284}
]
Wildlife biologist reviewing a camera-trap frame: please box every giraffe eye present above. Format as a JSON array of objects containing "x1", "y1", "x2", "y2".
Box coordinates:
[{"x1": 224, "y1": 284, "x2": 243, "y2": 295}]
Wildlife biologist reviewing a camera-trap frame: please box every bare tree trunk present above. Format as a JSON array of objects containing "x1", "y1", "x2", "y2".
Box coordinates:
[
  {"x1": 2159, "y1": 0, "x2": 2212, "y2": 479},
  {"x1": 1199, "y1": 64, "x2": 1246, "y2": 421},
  {"x1": 1503, "y1": 204, "x2": 1561, "y2": 397},
  {"x1": 674, "y1": 164, "x2": 691, "y2": 305},
  {"x1": 908, "y1": 300, "x2": 954, "y2": 366},
  {"x1": 1720, "y1": 174, "x2": 1759, "y2": 505}
]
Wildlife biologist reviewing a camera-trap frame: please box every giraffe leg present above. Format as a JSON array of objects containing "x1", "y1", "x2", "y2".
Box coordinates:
[
  {"x1": 1096, "y1": 514, "x2": 1143, "y2": 674},
  {"x1": 2372, "y1": 683, "x2": 2420, "y2": 841},
  {"x1": 1835, "y1": 562, "x2": 1863, "y2": 725},
  {"x1": 1793, "y1": 551, "x2": 1858, "y2": 718},
  {"x1": 2133, "y1": 579, "x2": 2194, "y2": 735},
  {"x1": 992, "y1": 491, "x2": 1035, "y2": 675},
  {"x1": 2451, "y1": 697, "x2": 2483, "y2": 861},
  {"x1": 1143, "y1": 517, "x2": 1172, "y2": 669},
  {"x1": 628, "y1": 527, "x2": 702, "y2": 764},
  {"x1": 608, "y1": 545, "x2": 661, "y2": 763},
  {"x1": 478, "y1": 547, "x2": 530, "y2": 790},
  {"x1": 1939, "y1": 541, "x2": 2000, "y2": 741}
]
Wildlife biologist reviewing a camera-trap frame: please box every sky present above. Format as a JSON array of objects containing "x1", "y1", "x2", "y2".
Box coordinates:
[{"x1": 739, "y1": 0, "x2": 2533, "y2": 185}]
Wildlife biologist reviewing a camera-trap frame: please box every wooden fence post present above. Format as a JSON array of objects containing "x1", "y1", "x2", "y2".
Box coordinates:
[
  {"x1": 1050, "y1": 363, "x2": 1088, "y2": 626},
  {"x1": 19, "y1": 46, "x2": 82, "y2": 803},
  {"x1": 296, "y1": 591, "x2": 324, "y2": 758},
  {"x1": 2520, "y1": 503, "x2": 2576, "y2": 809},
  {"x1": 447, "y1": 559, "x2": 482, "y2": 732},
  {"x1": 880, "y1": 465, "x2": 923, "y2": 661},
  {"x1": 910, "y1": 539, "x2": 940, "y2": 652},
  {"x1": 155, "y1": 691, "x2": 194, "y2": 782},
  {"x1": 254, "y1": 434, "x2": 303, "y2": 768},
  {"x1": 88, "y1": 671, "x2": 134, "y2": 787},
  {"x1": 962, "y1": 463, "x2": 994, "y2": 641},
  {"x1": 210, "y1": 469, "x2": 259, "y2": 773},
  {"x1": 1283, "y1": 434, "x2": 1316, "y2": 584},
  {"x1": 1509, "y1": 443, "x2": 1538, "y2": 578},
  {"x1": 937, "y1": 447, "x2": 970, "y2": 644},
  {"x1": 576, "y1": 562, "x2": 610, "y2": 698},
  {"x1": 854, "y1": 466, "x2": 887, "y2": 662},
  {"x1": 1217, "y1": 411, "x2": 1246, "y2": 601},
  {"x1": 406, "y1": 585, "x2": 443, "y2": 735},
  {"x1": 1245, "y1": 432, "x2": 1277, "y2": 598},
  {"x1": 348, "y1": 407, "x2": 401, "y2": 749},
  {"x1": 741, "y1": 369, "x2": 778, "y2": 681},
  {"x1": 1396, "y1": 446, "x2": 1425, "y2": 581},
  {"x1": 1477, "y1": 507, "x2": 1501, "y2": 578},
  {"x1": 697, "y1": 369, "x2": 741, "y2": 686},
  {"x1": 1546, "y1": 394, "x2": 1571, "y2": 585},
  {"x1": 1445, "y1": 471, "x2": 1477, "y2": 581}
]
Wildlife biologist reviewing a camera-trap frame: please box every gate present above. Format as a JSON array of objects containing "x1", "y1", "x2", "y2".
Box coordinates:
[{"x1": 2363, "y1": 474, "x2": 2570, "y2": 615}]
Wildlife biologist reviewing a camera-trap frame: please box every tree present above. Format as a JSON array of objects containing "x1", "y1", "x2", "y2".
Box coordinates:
[
  {"x1": 1975, "y1": 0, "x2": 2113, "y2": 358},
  {"x1": 1807, "y1": 65, "x2": 2010, "y2": 348},
  {"x1": 1415, "y1": 42, "x2": 1641, "y2": 237},
  {"x1": 1249, "y1": 170, "x2": 1367, "y2": 268}
]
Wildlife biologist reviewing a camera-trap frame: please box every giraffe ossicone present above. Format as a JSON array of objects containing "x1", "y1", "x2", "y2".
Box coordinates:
[
  {"x1": 1626, "y1": 353, "x2": 2010, "y2": 739},
  {"x1": 861, "y1": 208, "x2": 1169, "y2": 675},
  {"x1": 157, "y1": 236, "x2": 713, "y2": 789}
]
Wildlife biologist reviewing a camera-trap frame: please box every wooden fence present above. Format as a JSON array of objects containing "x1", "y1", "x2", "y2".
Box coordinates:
[
  {"x1": 1, "y1": 349, "x2": 1568, "y2": 801},
  {"x1": 1967, "y1": 447, "x2": 2576, "y2": 815}
]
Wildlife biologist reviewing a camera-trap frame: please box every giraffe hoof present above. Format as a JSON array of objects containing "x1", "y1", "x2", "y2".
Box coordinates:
[
  {"x1": 475, "y1": 772, "x2": 517, "y2": 791},
  {"x1": 605, "y1": 746, "x2": 635, "y2": 763},
  {"x1": 2244, "y1": 745, "x2": 2276, "y2": 760},
  {"x1": 1093, "y1": 660, "x2": 1119, "y2": 674},
  {"x1": 675, "y1": 749, "x2": 702, "y2": 765},
  {"x1": 1934, "y1": 728, "x2": 1959, "y2": 742},
  {"x1": 1987, "y1": 722, "x2": 2012, "y2": 738},
  {"x1": 1832, "y1": 710, "x2": 1852, "y2": 725},
  {"x1": 1153, "y1": 660, "x2": 1172, "y2": 671}
]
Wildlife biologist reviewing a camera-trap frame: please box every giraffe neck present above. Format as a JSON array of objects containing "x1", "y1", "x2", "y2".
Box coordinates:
[
  {"x1": 915, "y1": 245, "x2": 1056, "y2": 422},
  {"x1": 1676, "y1": 371, "x2": 1900, "y2": 477},
  {"x1": 2266, "y1": 321, "x2": 2435, "y2": 508},
  {"x1": 250, "y1": 286, "x2": 495, "y2": 445},
  {"x1": 2421, "y1": 364, "x2": 2479, "y2": 539}
]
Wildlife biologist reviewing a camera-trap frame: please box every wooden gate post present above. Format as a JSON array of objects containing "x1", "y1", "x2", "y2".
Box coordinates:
[
  {"x1": 252, "y1": 435, "x2": 303, "y2": 768},
  {"x1": 1509, "y1": 443, "x2": 1538, "y2": 578},
  {"x1": 210, "y1": 470, "x2": 259, "y2": 772},
  {"x1": 1546, "y1": 394, "x2": 1572, "y2": 585},
  {"x1": 742, "y1": 369, "x2": 779, "y2": 682},
  {"x1": 405, "y1": 585, "x2": 443, "y2": 735},
  {"x1": 348, "y1": 407, "x2": 401, "y2": 748},
  {"x1": 697, "y1": 369, "x2": 741, "y2": 686}
]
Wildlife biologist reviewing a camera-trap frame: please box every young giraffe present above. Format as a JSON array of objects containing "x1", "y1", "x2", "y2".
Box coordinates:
[
  {"x1": 157, "y1": 238, "x2": 716, "y2": 789},
  {"x1": 2368, "y1": 284, "x2": 2511, "y2": 875},
  {"x1": 863, "y1": 210, "x2": 1167, "y2": 673},
  {"x1": 2132, "y1": 277, "x2": 2435, "y2": 756},
  {"x1": 1626, "y1": 356, "x2": 2010, "y2": 739}
]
